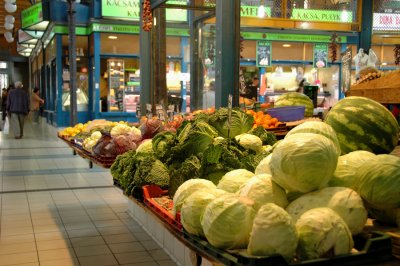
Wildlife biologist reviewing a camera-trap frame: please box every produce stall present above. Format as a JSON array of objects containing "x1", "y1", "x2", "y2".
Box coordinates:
[{"x1": 58, "y1": 93, "x2": 400, "y2": 265}]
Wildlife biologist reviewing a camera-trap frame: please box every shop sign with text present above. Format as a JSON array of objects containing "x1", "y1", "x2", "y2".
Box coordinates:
[
  {"x1": 241, "y1": 6, "x2": 271, "y2": 18},
  {"x1": 291, "y1": 9, "x2": 353, "y2": 23},
  {"x1": 92, "y1": 24, "x2": 140, "y2": 34},
  {"x1": 241, "y1": 32, "x2": 347, "y2": 43},
  {"x1": 313, "y1": 44, "x2": 328, "y2": 68},
  {"x1": 102, "y1": 0, "x2": 187, "y2": 22},
  {"x1": 256, "y1": 41, "x2": 272, "y2": 67},
  {"x1": 373, "y1": 13, "x2": 400, "y2": 30},
  {"x1": 91, "y1": 23, "x2": 189, "y2": 36},
  {"x1": 21, "y1": 3, "x2": 43, "y2": 29}
]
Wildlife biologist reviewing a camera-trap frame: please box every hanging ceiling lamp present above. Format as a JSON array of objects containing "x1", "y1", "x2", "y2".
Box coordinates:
[{"x1": 257, "y1": 0, "x2": 265, "y2": 18}]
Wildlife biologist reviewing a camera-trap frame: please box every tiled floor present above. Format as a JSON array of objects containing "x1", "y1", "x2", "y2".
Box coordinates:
[{"x1": 0, "y1": 120, "x2": 177, "y2": 266}]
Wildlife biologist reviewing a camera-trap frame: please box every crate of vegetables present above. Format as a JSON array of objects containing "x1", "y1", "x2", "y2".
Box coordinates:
[{"x1": 142, "y1": 185, "x2": 182, "y2": 231}]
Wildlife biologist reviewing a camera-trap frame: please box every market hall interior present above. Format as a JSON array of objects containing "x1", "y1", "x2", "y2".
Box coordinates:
[{"x1": 0, "y1": 119, "x2": 178, "y2": 266}]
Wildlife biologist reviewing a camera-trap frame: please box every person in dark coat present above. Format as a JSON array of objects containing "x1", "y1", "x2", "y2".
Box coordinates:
[
  {"x1": 6, "y1": 81, "x2": 30, "y2": 139},
  {"x1": 1, "y1": 88, "x2": 7, "y2": 124}
]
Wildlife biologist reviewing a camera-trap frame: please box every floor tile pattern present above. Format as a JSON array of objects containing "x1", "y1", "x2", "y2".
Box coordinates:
[{"x1": 0, "y1": 120, "x2": 177, "y2": 266}]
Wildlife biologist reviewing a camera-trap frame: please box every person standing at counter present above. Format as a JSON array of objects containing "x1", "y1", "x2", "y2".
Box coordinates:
[{"x1": 241, "y1": 76, "x2": 259, "y2": 105}]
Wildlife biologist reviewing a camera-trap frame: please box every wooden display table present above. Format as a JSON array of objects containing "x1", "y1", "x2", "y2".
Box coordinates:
[{"x1": 347, "y1": 71, "x2": 400, "y2": 104}]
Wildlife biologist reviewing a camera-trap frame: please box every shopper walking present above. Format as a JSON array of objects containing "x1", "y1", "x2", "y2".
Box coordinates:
[
  {"x1": 6, "y1": 81, "x2": 30, "y2": 139},
  {"x1": 31, "y1": 87, "x2": 44, "y2": 124}
]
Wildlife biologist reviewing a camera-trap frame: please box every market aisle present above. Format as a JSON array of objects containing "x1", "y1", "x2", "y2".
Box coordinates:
[{"x1": 0, "y1": 120, "x2": 177, "y2": 266}]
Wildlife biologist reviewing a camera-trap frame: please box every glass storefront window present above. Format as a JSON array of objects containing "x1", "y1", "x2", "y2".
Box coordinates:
[
  {"x1": 101, "y1": 33, "x2": 139, "y2": 55},
  {"x1": 45, "y1": 37, "x2": 56, "y2": 63},
  {"x1": 199, "y1": 24, "x2": 216, "y2": 110},
  {"x1": 100, "y1": 57, "x2": 140, "y2": 113},
  {"x1": 61, "y1": 35, "x2": 89, "y2": 112}
]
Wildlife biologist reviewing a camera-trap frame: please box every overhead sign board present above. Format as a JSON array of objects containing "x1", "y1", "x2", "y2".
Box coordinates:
[
  {"x1": 240, "y1": 6, "x2": 272, "y2": 18},
  {"x1": 373, "y1": 13, "x2": 400, "y2": 30},
  {"x1": 241, "y1": 32, "x2": 347, "y2": 43},
  {"x1": 101, "y1": 0, "x2": 187, "y2": 22},
  {"x1": 21, "y1": 2, "x2": 43, "y2": 29},
  {"x1": 292, "y1": 9, "x2": 353, "y2": 23}
]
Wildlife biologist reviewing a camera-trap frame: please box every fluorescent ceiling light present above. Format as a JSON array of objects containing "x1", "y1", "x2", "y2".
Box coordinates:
[
  {"x1": 257, "y1": 5, "x2": 265, "y2": 18},
  {"x1": 340, "y1": 10, "x2": 349, "y2": 22},
  {"x1": 381, "y1": 62, "x2": 387, "y2": 66},
  {"x1": 108, "y1": 35, "x2": 118, "y2": 40},
  {"x1": 282, "y1": 44, "x2": 291, "y2": 48}
]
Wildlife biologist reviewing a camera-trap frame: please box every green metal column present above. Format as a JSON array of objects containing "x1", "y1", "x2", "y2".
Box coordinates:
[
  {"x1": 152, "y1": 8, "x2": 167, "y2": 107},
  {"x1": 189, "y1": 7, "x2": 201, "y2": 110},
  {"x1": 67, "y1": 0, "x2": 78, "y2": 126},
  {"x1": 140, "y1": 0, "x2": 152, "y2": 117},
  {"x1": 358, "y1": 0, "x2": 373, "y2": 51},
  {"x1": 215, "y1": 0, "x2": 241, "y2": 108}
]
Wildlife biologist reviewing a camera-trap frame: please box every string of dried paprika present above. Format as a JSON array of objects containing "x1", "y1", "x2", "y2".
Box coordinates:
[{"x1": 142, "y1": 0, "x2": 153, "y2": 32}]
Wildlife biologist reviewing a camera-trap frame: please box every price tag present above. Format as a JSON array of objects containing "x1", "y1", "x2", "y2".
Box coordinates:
[
  {"x1": 167, "y1": 104, "x2": 175, "y2": 122},
  {"x1": 227, "y1": 94, "x2": 233, "y2": 138},
  {"x1": 156, "y1": 104, "x2": 166, "y2": 121},
  {"x1": 146, "y1": 104, "x2": 153, "y2": 119}
]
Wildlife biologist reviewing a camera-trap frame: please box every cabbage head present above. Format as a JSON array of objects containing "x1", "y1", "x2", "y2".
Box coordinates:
[
  {"x1": 208, "y1": 108, "x2": 254, "y2": 138},
  {"x1": 270, "y1": 133, "x2": 339, "y2": 193},
  {"x1": 235, "y1": 133, "x2": 263, "y2": 152},
  {"x1": 180, "y1": 189, "x2": 225, "y2": 237},
  {"x1": 172, "y1": 179, "x2": 216, "y2": 217},
  {"x1": 170, "y1": 121, "x2": 218, "y2": 160},
  {"x1": 248, "y1": 126, "x2": 277, "y2": 146},
  {"x1": 328, "y1": 150, "x2": 376, "y2": 188},
  {"x1": 238, "y1": 174, "x2": 288, "y2": 210},
  {"x1": 217, "y1": 169, "x2": 255, "y2": 193},
  {"x1": 136, "y1": 139, "x2": 153, "y2": 154},
  {"x1": 286, "y1": 187, "x2": 367, "y2": 235},
  {"x1": 201, "y1": 194, "x2": 256, "y2": 249},
  {"x1": 248, "y1": 203, "x2": 298, "y2": 259},
  {"x1": 285, "y1": 121, "x2": 341, "y2": 155},
  {"x1": 255, "y1": 154, "x2": 272, "y2": 175},
  {"x1": 296, "y1": 207, "x2": 354, "y2": 260},
  {"x1": 356, "y1": 154, "x2": 400, "y2": 209},
  {"x1": 152, "y1": 131, "x2": 176, "y2": 162}
]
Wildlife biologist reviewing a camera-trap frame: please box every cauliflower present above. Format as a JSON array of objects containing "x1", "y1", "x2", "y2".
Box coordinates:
[
  {"x1": 110, "y1": 124, "x2": 132, "y2": 137},
  {"x1": 91, "y1": 131, "x2": 102, "y2": 140},
  {"x1": 235, "y1": 133, "x2": 263, "y2": 152}
]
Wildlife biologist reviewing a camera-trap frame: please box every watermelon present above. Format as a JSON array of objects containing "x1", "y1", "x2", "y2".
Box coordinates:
[
  {"x1": 325, "y1": 96, "x2": 400, "y2": 155},
  {"x1": 285, "y1": 121, "x2": 341, "y2": 155},
  {"x1": 274, "y1": 92, "x2": 314, "y2": 117}
]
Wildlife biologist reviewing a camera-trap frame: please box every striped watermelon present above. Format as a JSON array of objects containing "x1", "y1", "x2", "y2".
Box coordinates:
[
  {"x1": 325, "y1": 96, "x2": 400, "y2": 155},
  {"x1": 274, "y1": 92, "x2": 314, "y2": 117},
  {"x1": 286, "y1": 121, "x2": 341, "y2": 155}
]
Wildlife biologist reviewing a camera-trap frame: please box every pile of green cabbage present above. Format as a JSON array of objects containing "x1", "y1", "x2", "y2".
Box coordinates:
[
  {"x1": 175, "y1": 169, "x2": 357, "y2": 262},
  {"x1": 111, "y1": 109, "x2": 276, "y2": 197},
  {"x1": 174, "y1": 120, "x2": 396, "y2": 262}
]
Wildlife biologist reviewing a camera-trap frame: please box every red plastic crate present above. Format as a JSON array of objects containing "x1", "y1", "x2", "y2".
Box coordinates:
[{"x1": 142, "y1": 185, "x2": 182, "y2": 230}]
